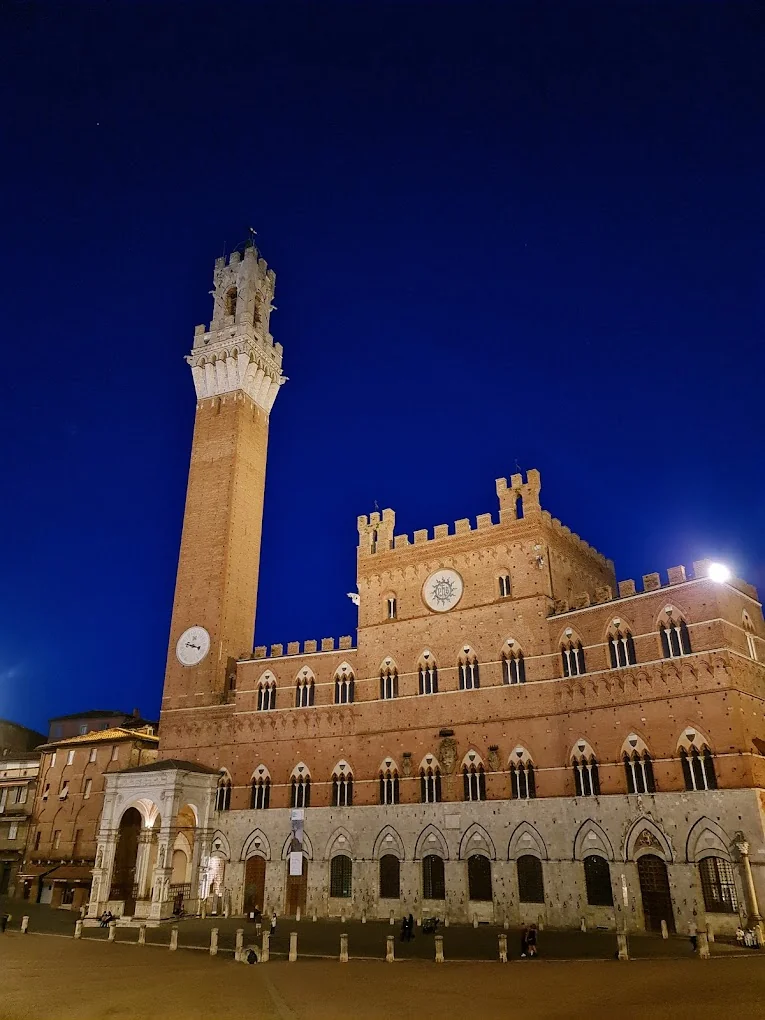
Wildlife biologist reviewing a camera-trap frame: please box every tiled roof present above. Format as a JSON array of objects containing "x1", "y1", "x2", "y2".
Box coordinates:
[
  {"x1": 119, "y1": 758, "x2": 218, "y2": 776},
  {"x1": 38, "y1": 727, "x2": 159, "y2": 751},
  {"x1": 47, "y1": 710, "x2": 129, "y2": 722}
]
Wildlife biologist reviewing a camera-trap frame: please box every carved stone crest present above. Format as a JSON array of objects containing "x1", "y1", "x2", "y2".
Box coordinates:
[
  {"x1": 438, "y1": 737, "x2": 458, "y2": 775},
  {"x1": 635, "y1": 829, "x2": 661, "y2": 850}
]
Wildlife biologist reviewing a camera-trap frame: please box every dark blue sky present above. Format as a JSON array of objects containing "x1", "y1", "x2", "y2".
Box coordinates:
[{"x1": 1, "y1": 2, "x2": 762, "y2": 732}]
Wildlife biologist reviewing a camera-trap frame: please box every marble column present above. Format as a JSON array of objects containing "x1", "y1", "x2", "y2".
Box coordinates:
[{"x1": 735, "y1": 841, "x2": 762, "y2": 925}]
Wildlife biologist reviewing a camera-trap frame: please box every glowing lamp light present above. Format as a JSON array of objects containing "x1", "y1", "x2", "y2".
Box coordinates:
[{"x1": 708, "y1": 562, "x2": 731, "y2": 584}]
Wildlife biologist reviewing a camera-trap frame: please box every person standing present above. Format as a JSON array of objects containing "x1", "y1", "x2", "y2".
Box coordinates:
[
  {"x1": 407, "y1": 913, "x2": 415, "y2": 941},
  {"x1": 270, "y1": 910, "x2": 277, "y2": 937},
  {"x1": 527, "y1": 923, "x2": 538, "y2": 957},
  {"x1": 520, "y1": 924, "x2": 529, "y2": 957}
]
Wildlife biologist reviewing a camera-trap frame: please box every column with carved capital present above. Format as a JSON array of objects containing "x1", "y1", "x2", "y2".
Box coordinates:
[
  {"x1": 191, "y1": 828, "x2": 213, "y2": 915},
  {"x1": 87, "y1": 834, "x2": 118, "y2": 918},
  {"x1": 735, "y1": 840, "x2": 762, "y2": 927},
  {"x1": 134, "y1": 829, "x2": 157, "y2": 902}
]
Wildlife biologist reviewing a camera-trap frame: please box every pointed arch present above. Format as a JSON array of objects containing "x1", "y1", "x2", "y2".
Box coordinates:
[
  {"x1": 621, "y1": 733, "x2": 656, "y2": 794},
  {"x1": 209, "y1": 829, "x2": 231, "y2": 860},
  {"x1": 606, "y1": 615, "x2": 637, "y2": 668},
  {"x1": 624, "y1": 817, "x2": 673, "y2": 862},
  {"x1": 685, "y1": 817, "x2": 734, "y2": 863},
  {"x1": 501, "y1": 637, "x2": 526, "y2": 684},
  {"x1": 571, "y1": 738, "x2": 600, "y2": 797},
  {"x1": 333, "y1": 662, "x2": 355, "y2": 705},
  {"x1": 257, "y1": 670, "x2": 277, "y2": 711},
  {"x1": 508, "y1": 745, "x2": 536, "y2": 800},
  {"x1": 325, "y1": 825, "x2": 355, "y2": 859},
  {"x1": 417, "y1": 649, "x2": 438, "y2": 695},
  {"x1": 414, "y1": 824, "x2": 449, "y2": 861},
  {"x1": 290, "y1": 762, "x2": 311, "y2": 808},
  {"x1": 507, "y1": 821, "x2": 547, "y2": 861},
  {"x1": 331, "y1": 760, "x2": 354, "y2": 807},
  {"x1": 559, "y1": 627, "x2": 586, "y2": 677},
  {"x1": 240, "y1": 828, "x2": 271, "y2": 861},
  {"x1": 573, "y1": 818, "x2": 614, "y2": 861},
  {"x1": 250, "y1": 764, "x2": 271, "y2": 809},
  {"x1": 742, "y1": 611, "x2": 758, "y2": 660},
  {"x1": 379, "y1": 657, "x2": 399, "y2": 700},
  {"x1": 372, "y1": 824, "x2": 405, "y2": 861},
  {"x1": 280, "y1": 831, "x2": 313, "y2": 861},
  {"x1": 418, "y1": 753, "x2": 442, "y2": 803},
  {"x1": 457, "y1": 644, "x2": 480, "y2": 690},
  {"x1": 461, "y1": 749, "x2": 486, "y2": 802},
  {"x1": 458, "y1": 822, "x2": 496, "y2": 861},
  {"x1": 677, "y1": 726, "x2": 717, "y2": 792},
  {"x1": 214, "y1": 769, "x2": 232, "y2": 812},
  {"x1": 295, "y1": 667, "x2": 315, "y2": 708},
  {"x1": 378, "y1": 756, "x2": 400, "y2": 806},
  {"x1": 657, "y1": 604, "x2": 692, "y2": 658}
]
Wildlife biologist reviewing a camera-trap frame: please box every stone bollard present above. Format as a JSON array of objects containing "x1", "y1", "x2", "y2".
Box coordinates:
[
  {"x1": 616, "y1": 931, "x2": 629, "y2": 961},
  {"x1": 289, "y1": 931, "x2": 298, "y2": 963},
  {"x1": 503, "y1": 917, "x2": 509, "y2": 931},
  {"x1": 339, "y1": 933, "x2": 349, "y2": 963},
  {"x1": 169, "y1": 926, "x2": 178, "y2": 951},
  {"x1": 108, "y1": 921, "x2": 117, "y2": 943},
  {"x1": 74, "y1": 920, "x2": 83, "y2": 940},
  {"x1": 296, "y1": 907, "x2": 301, "y2": 923},
  {"x1": 362, "y1": 910, "x2": 367, "y2": 924},
  {"x1": 444, "y1": 916, "x2": 449, "y2": 928},
  {"x1": 706, "y1": 922, "x2": 714, "y2": 943},
  {"x1": 697, "y1": 931, "x2": 710, "y2": 959},
  {"x1": 340, "y1": 909, "x2": 346, "y2": 924},
  {"x1": 235, "y1": 928, "x2": 244, "y2": 962},
  {"x1": 498, "y1": 933, "x2": 507, "y2": 963},
  {"x1": 435, "y1": 934, "x2": 444, "y2": 963},
  {"x1": 386, "y1": 935, "x2": 395, "y2": 963},
  {"x1": 473, "y1": 914, "x2": 478, "y2": 929},
  {"x1": 261, "y1": 931, "x2": 270, "y2": 963},
  {"x1": 390, "y1": 910, "x2": 395, "y2": 926},
  {"x1": 200, "y1": 901, "x2": 206, "y2": 920},
  {"x1": 660, "y1": 920, "x2": 668, "y2": 940},
  {"x1": 312, "y1": 912, "x2": 317, "y2": 923},
  {"x1": 210, "y1": 928, "x2": 219, "y2": 956},
  {"x1": 21, "y1": 916, "x2": 29, "y2": 934},
  {"x1": 138, "y1": 925, "x2": 146, "y2": 946},
  {"x1": 580, "y1": 917, "x2": 586, "y2": 933}
]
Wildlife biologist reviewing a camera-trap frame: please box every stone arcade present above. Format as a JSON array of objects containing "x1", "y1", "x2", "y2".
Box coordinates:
[{"x1": 88, "y1": 243, "x2": 765, "y2": 934}]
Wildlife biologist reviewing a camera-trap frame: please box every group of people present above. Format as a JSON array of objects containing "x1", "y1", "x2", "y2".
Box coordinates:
[
  {"x1": 399, "y1": 913, "x2": 416, "y2": 941},
  {"x1": 98, "y1": 910, "x2": 114, "y2": 928}
]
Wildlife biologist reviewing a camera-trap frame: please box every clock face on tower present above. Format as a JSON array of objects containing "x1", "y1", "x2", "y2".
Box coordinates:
[
  {"x1": 422, "y1": 569, "x2": 464, "y2": 613},
  {"x1": 176, "y1": 626, "x2": 211, "y2": 666}
]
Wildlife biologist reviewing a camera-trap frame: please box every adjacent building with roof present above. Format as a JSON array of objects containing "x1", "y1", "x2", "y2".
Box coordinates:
[{"x1": 0, "y1": 718, "x2": 45, "y2": 896}]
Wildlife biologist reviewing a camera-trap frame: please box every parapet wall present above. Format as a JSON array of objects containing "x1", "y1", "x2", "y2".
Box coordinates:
[
  {"x1": 357, "y1": 469, "x2": 612, "y2": 570},
  {"x1": 250, "y1": 635, "x2": 356, "y2": 661}
]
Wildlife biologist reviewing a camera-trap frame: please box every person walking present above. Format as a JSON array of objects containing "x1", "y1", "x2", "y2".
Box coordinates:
[
  {"x1": 400, "y1": 915, "x2": 408, "y2": 942},
  {"x1": 407, "y1": 913, "x2": 415, "y2": 941},
  {"x1": 527, "y1": 923, "x2": 538, "y2": 958}
]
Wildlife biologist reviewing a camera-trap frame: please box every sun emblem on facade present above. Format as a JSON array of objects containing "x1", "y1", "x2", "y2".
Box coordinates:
[{"x1": 422, "y1": 568, "x2": 464, "y2": 613}]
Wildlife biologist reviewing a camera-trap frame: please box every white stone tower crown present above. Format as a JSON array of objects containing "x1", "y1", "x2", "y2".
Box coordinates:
[{"x1": 187, "y1": 243, "x2": 286, "y2": 412}]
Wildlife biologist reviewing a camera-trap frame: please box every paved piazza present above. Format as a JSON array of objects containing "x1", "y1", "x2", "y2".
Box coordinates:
[{"x1": 1, "y1": 929, "x2": 764, "y2": 1020}]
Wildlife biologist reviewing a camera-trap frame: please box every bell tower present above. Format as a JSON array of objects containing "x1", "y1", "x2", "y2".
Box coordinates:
[{"x1": 161, "y1": 243, "x2": 285, "y2": 712}]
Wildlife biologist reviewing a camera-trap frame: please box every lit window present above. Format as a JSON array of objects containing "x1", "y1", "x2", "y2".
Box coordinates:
[
  {"x1": 66, "y1": 750, "x2": 75, "y2": 766},
  {"x1": 9, "y1": 822, "x2": 18, "y2": 840},
  {"x1": 79, "y1": 725, "x2": 88, "y2": 735},
  {"x1": 89, "y1": 748, "x2": 97, "y2": 764},
  {"x1": 53, "y1": 830, "x2": 61, "y2": 849},
  {"x1": 83, "y1": 778, "x2": 92, "y2": 799},
  {"x1": 699, "y1": 857, "x2": 738, "y2": 913},
  {"x1": 50, "y1": 752, "x2": 56, "y2": 768}
]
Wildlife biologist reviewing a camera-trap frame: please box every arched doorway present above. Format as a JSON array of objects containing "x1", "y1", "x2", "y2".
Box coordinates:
[
  {"x1": 637, "y1": 854, "x2": 675, "y2": 932},
  {"x1": 285, "y1": 857, "x2": 308, "y2": 916},
  {"x1": 110, "y1": 807, "x2": 142, "y2": 915},
  {"x1": 244, "y1": 856, "x2": 266, "y2": 915}
]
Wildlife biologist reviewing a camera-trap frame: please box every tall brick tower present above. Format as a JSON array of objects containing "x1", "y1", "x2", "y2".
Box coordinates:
[{"x1": 161, "y1": 243, "x2": 285, "y2": 711}]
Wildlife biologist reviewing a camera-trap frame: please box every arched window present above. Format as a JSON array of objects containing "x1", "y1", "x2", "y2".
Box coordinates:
[
  {"x1": 331, "y1": 762, "x2": 354, "y2": 807},
  {"x1": 386, "y1": 596, "x2": 397, "y2": 620},
  {"x1": 295, "y1": 671, "x2": 315, "y2": 708},
  {"x1": 584, "y1": 855, "x2": 613, "y2": 906},
  {"x1": 422, "y1": 855, "x2": 445, "y2": 899},
  {"x1": 462, "y1": 752, "x2": 486, "y2": 802},
  {"x1": 509, "y1": 747, "x2": 536, "y2": 800},
  {"x1": 699, "y1": 857, "x2": 738, "y2": 913},
  {"x1": 330, "y1": 855, "x2": 352, "y2": 898},
  {"x1": 517, "y1": 855, "x2": 544, "y2": 903},
  {"x1": 379, "y1": 759, "x2": 400, "y2": 805},
  {"x1": 224, "y1": 286, "x2": 237, "y2": 317},
  {"x1": 380, "y1": 663, "x2": 398, "y2": 700},
  {"x1": 468, "y1": 855, "x2": 493, "y2": 901},
  {"x1": 419, "y1": 757, "x2": 442, "y2": 803},
  {"x1": 561, "y1": 633, "x2": 586, "y2": 677},
  {"x1": 334, "y1": 665, "x2": 355, "y2": 705},
  {"x1": 659, "y1": 607, "x2": 692, "y2": 658},
  {"x1": 458, "y1": 648, "x2": 480, "y2": 690},
  {"x1": 571, "y1": 740, "x2": 600, "y2": 797},
  {"x1": 743, "y1": 612, "x2": 758, "y2": 660},
  {"x1": 621, "y1": 734, "x2": 656, "y2": 794},
  {"x1": 678, "y1": 730, "x2": 717, "y2": 791},
  {"x1": 418, "y1": 653, "x2": 438, "y2": 695},
  {"x1": 250, "y1": 767, "x2": 271, "y2": 809},
  {"x1": 290, "y1": 765, "x2": 311, "y2": 808},
  {"x1": 257, "y1": 673, "x2": 276, "y2": 712},
  {"x1": 379, "y1": 854, "x2": 400, "y2": 899},
  {"x1": 498, "y1": 574, "x2": 511, "y2": 598},
  {"x1": 215, "y1": 772, "x2": 232, "y2": 812},
  {"x1": 502, "y1": 639, "x2": 526, "y2": 684},
  {"x1": 607, "y1": 620, "x2": 637, "y2": 668}
]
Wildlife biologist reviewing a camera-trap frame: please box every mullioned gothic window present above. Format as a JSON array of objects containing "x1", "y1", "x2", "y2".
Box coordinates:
[
  {"x1": 215, "y1": 772, "x2": 232, "y2": 811},
  {"x1": 571, "y1": 740, "x2": 600, "y2": 797},
  {"x1": 462, "y1": 751, "x2": 486, "y2": 802},
  {"x1": 498, "y1": 574, "x2": 511, "y2": 598},
  {"x1": 658, "y1": 607, "x2": 692, "y2": 658},
  {"x1": 678, "y1": 729, "x2": 717, "y2": 791},
  {"x1": 379, "y1": 759, "x2": 400, "y2": 805},
  {"x1": 509, "y1": 747, "x2": 536, "y2": 800},
  {"x1": 607, "y1": 621, "x2": 637, "y2": 668},
  {"x1": 331, "y1": 761, "x2": 354, "y2": 807},
  {"x1": 502, "y1": 639, "x2": 526, "y2": 684},
  {"x1": 743, "y1": 612, "x2": 758, "y2": 660},
  {"x1": 458, "y1": 649, "x2": 480, "y2": 690},
  {"x1": 290, "y1": 764, "x2": 311, "y2": 808},
  {"x1": 257, "y1": 674, "x2": 276, "y2": 711},
  {"x1": 419, "y1": 756, "x2": 442, "y2": 803},
  {"x1": 621, "y1": 734, "x2": 656, "y2": 794},
  {"x1": 561, "y1": 634, "x2": 586, "y2": 677},
  {"x1": 295, "y1": 672, "x2": 315, "y2": 708},
  {"x1": 250, "y1": 766, "x2": 271, "y2": 809},
  {"x1": 334, "y1": 666, "x2": 355, "y2": 705},
  {"x1": 380, "y1": 663, "x2": 398, "y2": 700},
  {"x1": 418, "y1": 653, "x2": 438, "y2": 695}
]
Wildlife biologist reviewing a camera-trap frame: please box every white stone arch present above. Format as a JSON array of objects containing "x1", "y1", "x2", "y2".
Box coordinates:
[
  {"x1": 621, "y1": 732, "x2": 651, "y2": 757},
  {"x1": 209, "y1": 829, "x2": 230, "y2": 860},
  {"x1": 685, "y1": 817, "x2": 734, "y2": 864},
  {"x1": 295, "y1": 666, "x2": 316, "y2": 683},
  {"x1": 460, "y1": 749, "x2": 485, "y2": 770},
  {"x1": 573, "y1": 819, "x2": 614, "y2": 861},
  {"x1": 509, "y1": 744, "x2": 534, "y2": 766},
  {"x1": 258, "y1": 668, "x2": 276, "y2": 686},
  {"x1": 379, "y1": 755, "x2": 399, "y2": 774},
  {"x1": 372, "y1": 825, "x2": 405, "y2": 861},
  {"x1": 507, "y1": 821, "x2": 547, "y2": 861},
  {"x1": 290, "y1": 761, "x2": 311, "y2": 780},
  {"x1": 624, "y1": 817, "x2": 673, "y2": 862},
  {"x1": 331, "y1": 759, "x2": 353, "y2": 779},
  {"x1": 557, "y1": 625, "x2": 584, "y2": 648},
  {"x1": 418, "y1": 752, "x2": 441, "y2": 773},
  {"x1": 334, "y1": 660, "x2": 355, "y2": 679},
  {"x1": 501, "y1": 636, "x2": 524, "y2": 655},
  {"x1": 379, "y1": 656, "x2": 398, "y2": 674},
  {"x1": 280, "y1": 831, "x2": 313, "y2": 861},
  {"x1": 119, "y1": 797, "x2": 160, "y2": 828},
  {"x1": 414, "y1": 824, "x2": 449, "y2": 861},
  {"x1": 416, "y1": 648, "x2": 437, "y2": 669},
  {"x1": 677, "y1": 725, "x2": 713, "y2": 752},
  {"x1": 251, "y1": 764, "x2": 271, "y2": 782},
  {"x1": 570, "y1": 737, "x2": 597, "y2": 764},
  {"x1": 656, "y1": 602, "x2": 689, "y2": 628},
  {"x1": 459, "y1": 822, "x2": 496, "y2": 861},
  {"x1": 457, "y1": 643, "x2": 479, "y2": 664},
  {"x1": 325, "y1": 826, "x2": 354, "y2": 859},
  {"x1": 240, "y1": 828, "x2": 271, "y2": 861}
]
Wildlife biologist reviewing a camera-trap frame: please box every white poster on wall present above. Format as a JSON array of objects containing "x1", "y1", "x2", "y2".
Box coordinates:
[{"x1": 289, "y1": 850, "x2": 303, "y2": 876}]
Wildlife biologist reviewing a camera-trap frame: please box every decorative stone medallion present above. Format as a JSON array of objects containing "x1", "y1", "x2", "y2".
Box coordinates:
[
  {"x1": 422, "y1": 569, "x2": 464, "y2": 613},
  {"x1": 176, "y1": 626, "x2": 210, "y2": 666}
]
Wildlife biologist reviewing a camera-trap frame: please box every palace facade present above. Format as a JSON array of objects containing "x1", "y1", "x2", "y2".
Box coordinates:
[{"x1": 88, "y1": 244, "x2": 765, "y2": 934}]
